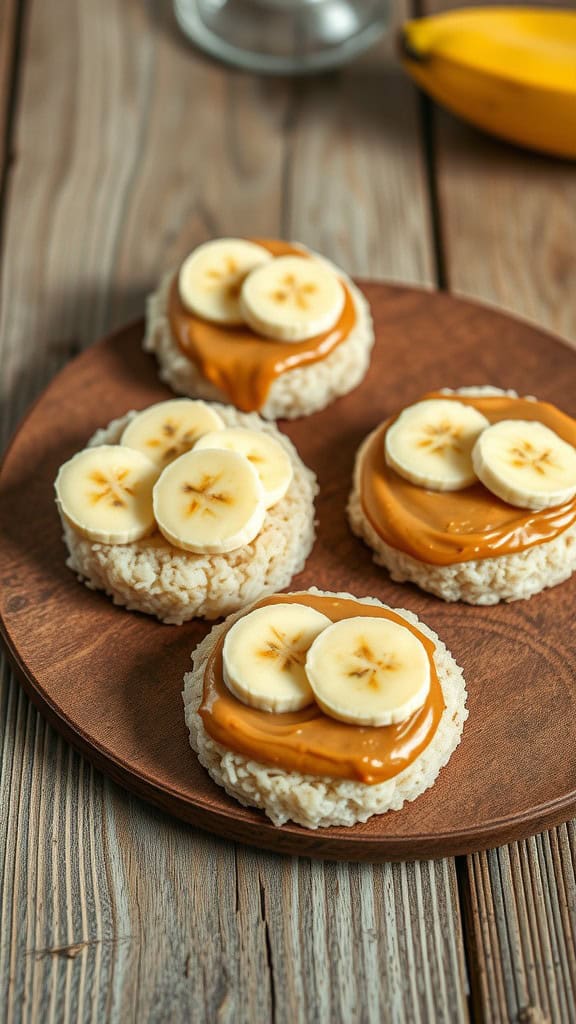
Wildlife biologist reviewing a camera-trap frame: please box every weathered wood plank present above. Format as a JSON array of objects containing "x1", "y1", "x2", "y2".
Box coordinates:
[
  {"x1": 284, "y1": 19, "x2": 434, "y2": 285},
  {"x1": 413, "y1": 1, "x2": 576, "y2": 1019},
  {"x1": 465, "y1": 832, "x2": 576, "y2": 1023},
  {"x1": 434, "y1": 115, "x2": 576, "y2": 348},
  {"x1": 0, "y1": 0, "x2": 469, "y2": 1021}
]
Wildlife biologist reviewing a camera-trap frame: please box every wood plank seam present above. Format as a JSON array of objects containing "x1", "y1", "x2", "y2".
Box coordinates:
[
  {"x1": 413, "y1": 92, "x2": 447, "y2": 291},
  {"x1": 0, "y1": 0, "x2": 27, "y2": 257},
  {"x1": 409, "y1": 0, "x2": 446, "y2": 291},
  {"x1": 455, "y1": 856, "x2": 476, "y2": 1020}
]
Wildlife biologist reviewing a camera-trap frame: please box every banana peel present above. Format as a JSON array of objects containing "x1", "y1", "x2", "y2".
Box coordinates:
[{"x1": 399, "y1": 8, "x2": 576, "y2": 160}]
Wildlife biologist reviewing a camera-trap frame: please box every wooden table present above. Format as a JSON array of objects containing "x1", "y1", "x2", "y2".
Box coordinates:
[{"x1": 1, "y1": 2, "x2": 575, "y2": 1020}]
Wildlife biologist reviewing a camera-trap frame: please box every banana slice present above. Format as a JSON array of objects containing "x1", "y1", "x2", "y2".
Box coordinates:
[
  {"x1": 222, "y1": 603, "x2": 332, "y2": 712},
  {"x1": 305, "y1": 616, "x2": 430, "y2": 726},
  {"x1": 178, "y1": 239, "x2": 272, "y2": 325},
  {"x1": 472, "y1": 419, "x2": 576, "y2": 510},
  {"x1": 385, "y1": 399, "x2": 490, "y2": 491},
  {"x1": 193, "y1": 428, "x2": 293, "y2": 508},
  {"x1": 239, "y1": 255, "x2": 345, "y2": 342},
  {"x1": 153, "y1": 448, "x2": 265, "y2": 554},
  {"x1": 55, "y1": 445, "x2": 159, "y2": 544},
  {"x1": 121, "y1": 399, "x2": 225, "y2": 467}
]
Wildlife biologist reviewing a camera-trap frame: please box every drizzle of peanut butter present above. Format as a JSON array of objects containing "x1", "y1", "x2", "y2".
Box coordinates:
[
  {"x1": 168, "y1": 240, "x2": 357, "y2": 412},
  {"x1": 199, "y1": 593, "x2": 445, "y2": 785},
  {"x1": 360, "y1": 393, "x2": 576, "y2": 566}
]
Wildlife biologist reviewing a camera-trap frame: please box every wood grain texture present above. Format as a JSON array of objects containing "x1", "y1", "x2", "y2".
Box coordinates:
[
  {"x1": 464, "y1": 829, "x2": 576, "y2": 1023},
  {"x1": 416, "y1": 2, "x2": 576, "y2": 1019},
  {"x1": 284, "y1": 11, "x2": 434, "y2": 285},
  {"x1": 0, "y1": 0, "x2": 471, "y2": 1020},
  {"x1": 3, "y1": 301, "x2": 576, "y2": 862}
]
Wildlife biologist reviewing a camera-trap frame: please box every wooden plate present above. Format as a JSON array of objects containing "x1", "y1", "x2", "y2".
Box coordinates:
[{"x1": 1, "y1": 283, "x2": 575, "y2": 861}]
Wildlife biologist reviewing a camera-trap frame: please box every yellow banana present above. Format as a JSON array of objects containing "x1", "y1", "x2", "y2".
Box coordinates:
[{"x1": 400, "y1": 8, "x2": 576, "y2": 160}]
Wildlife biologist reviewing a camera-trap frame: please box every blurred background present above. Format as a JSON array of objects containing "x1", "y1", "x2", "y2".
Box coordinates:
[{"x1": 2, "y1": 0, "x2": 575, "y2": 437}]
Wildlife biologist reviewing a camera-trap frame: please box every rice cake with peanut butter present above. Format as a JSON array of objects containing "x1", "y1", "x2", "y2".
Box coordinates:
[
  {"x1": 55, "y1": 399, "x2": 318, "y2": 624},
  {"x1": 144, "y1": 238, "x2": 374, "y2": 420},
  {"x1": 183, "y1": 588, "x2": 467, "y2": 830},
  {"x1": 348, "y1": 386, "x2": 576, "y2": 604}
]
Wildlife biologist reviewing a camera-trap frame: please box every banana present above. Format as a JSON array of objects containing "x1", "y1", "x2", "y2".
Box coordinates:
[
  {"x1": 240, "y1": 255, "x2": 345, "y2": 342},
  {"x1": 120, "y1": 399, "x2": 224, "y2": 467},
  {"x1": 384, "y1": 399, "x2": 489, "y2": 491},
  {"x1": 178, "y1": 238, "x2": 272, "y2": 325},
  {"x1": 305, "y1": 616, "x2": 430, "y2": 727},
  {"x1": 472, "y1": 419, "x2": 576, "y2": 510},
  {"x1": 400, "y1": 9, "x2": 576, "y2": 160},
  {"x1": 55, "y1": 445, "x2": 159, "y2": 544},
  {"x1": 153, "y1": 448, "x2": 265, "y2": 553},
  {"x1": 222, "y1": 603, "x2": 332, "y2": 712},
  {"x1": 193, "y1": 428, "x2": 293, "y2": 508}
]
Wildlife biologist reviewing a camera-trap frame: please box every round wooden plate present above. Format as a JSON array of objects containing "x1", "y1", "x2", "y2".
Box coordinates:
[{"x1": 1, "y1": 283, "x2": 575, "y2": 861}]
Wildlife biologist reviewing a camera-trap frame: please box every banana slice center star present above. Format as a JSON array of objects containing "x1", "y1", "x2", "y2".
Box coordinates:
[
  {"x1": 205, "y1": 256, "x2": 241, "y2": 298},
  {"x1": 417, "y1": 420, "x2": 463, "y2": 456},
  {"x1": 508, "y1": 440, "x2": 555, "y2": 475},
  {"x1": 258, "y1": 626, "x2": 308, "y2": 672},
  {"x1": 182, "y1": 473, "x2": 232, "y2": 518},
  {"x1": 270, "y1": 274, "x2": 317, "y2": 311},
  {"x1": 88, "y1": 468, "x2": 135, "y2": 508},
  {"x1": 346, "y1": 640, "x2": 400, "y2": 691},
  {"x1": 145, "y1": 420, "x2": 203, "y2": 463}
]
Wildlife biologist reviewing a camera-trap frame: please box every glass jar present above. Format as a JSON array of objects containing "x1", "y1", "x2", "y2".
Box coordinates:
[{"x1": 173, "y1": 0, "x2": 389, "y2": 74}]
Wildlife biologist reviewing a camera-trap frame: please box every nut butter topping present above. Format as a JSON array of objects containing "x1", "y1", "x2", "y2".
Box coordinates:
[
  {"x1": 200, "y1": 593, "x2": 445, "y2": 785},
  {"x1": 168, "y1": 240, "x2": 357, "y2": 412},
  {"x1": 360, "y1": 393, "x2": 576, "y2": 565}
]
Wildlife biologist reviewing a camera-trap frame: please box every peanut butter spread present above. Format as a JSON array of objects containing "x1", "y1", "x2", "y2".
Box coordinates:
[
  {"x1": 199, "y1": 593, "x2": 445, "y2": 785},
  {"x1": 360, "y1": 393, "x2": 576, "y2": 566},
  {"x1": 168, "y1": 240, "x2": 357, "y2": 412}
]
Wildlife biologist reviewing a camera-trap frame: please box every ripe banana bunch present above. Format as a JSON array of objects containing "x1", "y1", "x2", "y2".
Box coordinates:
[
  {"x1": 178, "y1": 238, "x2": 344, "y2": 342},
  {"x1": 400, "y1": 8, "x2": 576, "y2": 159},
  {"x1": 56, "y1": 400, "x2": 294, "y2": 552},
  {"x1": 384, "y1": 398, "x2": 576, "y2": 509},
  {"x1": 222, "y1": 603, "x2": 431, "y2": 726}
]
